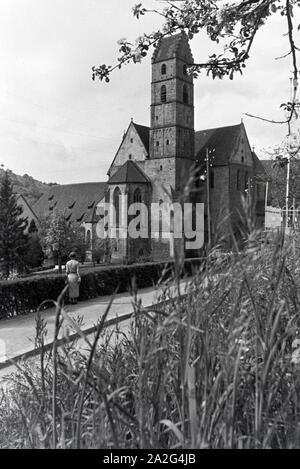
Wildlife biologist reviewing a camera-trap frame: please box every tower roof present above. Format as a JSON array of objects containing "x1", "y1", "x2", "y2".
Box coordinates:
[
  {"x1": 108, "y1": 160, "x2": 150, "y2": 185},
  {"x1": 152, "y1": 31, "x2": 193, "y2": 64}
]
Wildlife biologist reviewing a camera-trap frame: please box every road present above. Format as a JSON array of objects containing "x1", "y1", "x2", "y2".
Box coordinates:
[{"x1": 0, "y1": 279, "x2": 190, "y2": 369}]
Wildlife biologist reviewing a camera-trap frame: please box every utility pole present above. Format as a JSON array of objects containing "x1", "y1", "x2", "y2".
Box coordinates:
[
  {"x1": 265, "y1": 180, "x2": 269, "y2": 213},
  {"x1": 293, "y1": 197, "x2": 296, "y2": 228},
  {"x1": 285, "y1": 156, "x2": 291, "y2": 232},
  {"x1": 284, "y1": 77, "x2": 299, "y2": 234},
  {"x1": 206, "y1": 148, "x2": 211, "y2": 251}
]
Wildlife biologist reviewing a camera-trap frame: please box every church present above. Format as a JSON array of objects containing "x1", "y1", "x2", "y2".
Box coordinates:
[{"x1": 34, "y1": 32, "x2": 266, "y2": 264}]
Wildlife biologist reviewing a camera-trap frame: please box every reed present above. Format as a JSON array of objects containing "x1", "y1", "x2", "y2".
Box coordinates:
[{"x1": 0, "y1": 224, "x2": 300, "y2": 448}]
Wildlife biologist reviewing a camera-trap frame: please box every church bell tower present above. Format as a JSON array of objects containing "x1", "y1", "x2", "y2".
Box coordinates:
[{"x1": 150, "y1": 32, "x2": 195, "y2": 164}]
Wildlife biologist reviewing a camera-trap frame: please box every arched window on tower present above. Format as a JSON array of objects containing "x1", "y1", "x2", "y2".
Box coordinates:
[
  {"x1": 183, "y1": 85, "x2": 188, "y2": 104},
  {"x1": 113, "y1": 186, "x2": 121, "y2": 228},
  {"x1": 133, "y1": 188, "x2": 142, "y2": 204},
  {"x1": 183, "y1": 64, "x2": 187, "y2": 76},
  {"x1": 161, "y1": 85, "x2": 167, "y2": 103},
  {"x1": 161, "y1": 63, "x2": 166, "y2": 75}
]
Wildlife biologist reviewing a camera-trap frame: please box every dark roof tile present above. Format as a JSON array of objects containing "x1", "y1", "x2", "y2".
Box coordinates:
[
  {"x1": 33, "y1": 182, "x2": 107, "y2": 224},
  {"x1": 133, "y1": 123, "x2": 150, "y2": 153},
  {"x1": 195, "y1": 124, "x2": 243, "y2": 165},
  {"x1": 252, "y1": 151, "x2": 267, "y2": 177}
]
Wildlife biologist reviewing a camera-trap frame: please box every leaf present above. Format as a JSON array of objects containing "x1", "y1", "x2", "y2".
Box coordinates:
[
  {"x1": 160, "y1": 419, "x2": 184, "y2": 445},
  {"x1": 58, "y1": 303, "x2": 93, "y2": 350},
  {"x1": 187, "y1": 366, "x2": 198, "y2": 447},
  {"x1": 271, "y1": 4, "x2": 277, "y2": 13}
]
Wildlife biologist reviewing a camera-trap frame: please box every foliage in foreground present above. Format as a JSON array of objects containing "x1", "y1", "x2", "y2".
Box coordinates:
[{"x1": 1, "y1": 230, "x2": 300, "y2": 448}]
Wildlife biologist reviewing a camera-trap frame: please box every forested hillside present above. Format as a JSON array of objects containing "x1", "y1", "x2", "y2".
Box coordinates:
[{"x1": 0, "y1": 168, "x2": 56, "y2": 205}]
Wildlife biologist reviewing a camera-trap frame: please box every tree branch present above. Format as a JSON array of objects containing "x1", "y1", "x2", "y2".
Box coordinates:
[{"x1": 244, "y1": 113, "x2": 290, "y2": 125}]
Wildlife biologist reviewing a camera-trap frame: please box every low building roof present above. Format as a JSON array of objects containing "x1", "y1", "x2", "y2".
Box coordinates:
[
  {"x1": 16, "y1": 194, "x2": 40, "y2": 223},
  {"x1": 33, "y1": 182, "x2": 107, "y2": 224}
]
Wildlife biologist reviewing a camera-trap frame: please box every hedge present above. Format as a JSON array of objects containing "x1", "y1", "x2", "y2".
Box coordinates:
[{"x1": 0, "y1": 259, "x2": 204, "y2": 320}]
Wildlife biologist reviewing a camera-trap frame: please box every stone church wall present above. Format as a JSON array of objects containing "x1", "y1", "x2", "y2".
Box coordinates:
[
  {"x1": 139, "y1": 159, "x2": 176, "y2": 203},
  {"x1": 210, "y1": 166, "x2": 231, "y2": 243},
  {"x1": 110, "y1": 124, "x2": 148, "y2": 174}
]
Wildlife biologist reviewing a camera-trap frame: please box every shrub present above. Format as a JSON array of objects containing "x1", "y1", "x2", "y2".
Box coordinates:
[{"x1": 0, "y1": 259, "x2": 203, "y2": 319}]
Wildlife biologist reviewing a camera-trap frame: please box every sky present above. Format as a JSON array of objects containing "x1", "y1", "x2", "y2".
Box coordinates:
[{"x1": 0, "y1": 0, "x2": 299, "y2": 184}]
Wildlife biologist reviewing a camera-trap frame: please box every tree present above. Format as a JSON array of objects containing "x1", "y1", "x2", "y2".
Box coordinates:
[
  {"x1": 93, "y1": 0, "x2": 300, "y2": 134},
  {"x1": 42, "y1": 211, "x2": 87, "y2": 271},
  {"x1": 0, "y1": 171, "x2": 29, "y2": 277},
  {"x1": 263, "y1": 115, "x2": 300, "y2": 208},
  {"x1": 92, "y1": 237, "x2": 116, "y2": 264},
  {"x1": 28, "y1": 218, "x2": 38, "y2": 234},
  {"x1": 263, "y1": 149, "x2": 300, "y2": 207},
  {"x1": 23, "y1": 234, "x2": 44, "y2": 270}
]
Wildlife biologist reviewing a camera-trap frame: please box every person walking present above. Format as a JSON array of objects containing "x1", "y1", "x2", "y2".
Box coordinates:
[{"x1": 65, "y1": 252, "x2": 81, "y2": 304}]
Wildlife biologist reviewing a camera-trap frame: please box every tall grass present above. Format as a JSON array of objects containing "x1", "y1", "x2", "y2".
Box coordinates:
[{"x1": 0, "y1": 226, "x2": 300, "y2": 448}]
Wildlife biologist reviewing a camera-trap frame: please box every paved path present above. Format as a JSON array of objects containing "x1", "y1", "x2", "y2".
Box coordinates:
[{"x1": 0, "y1": 279, "x2": 190, "y2": 365}]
